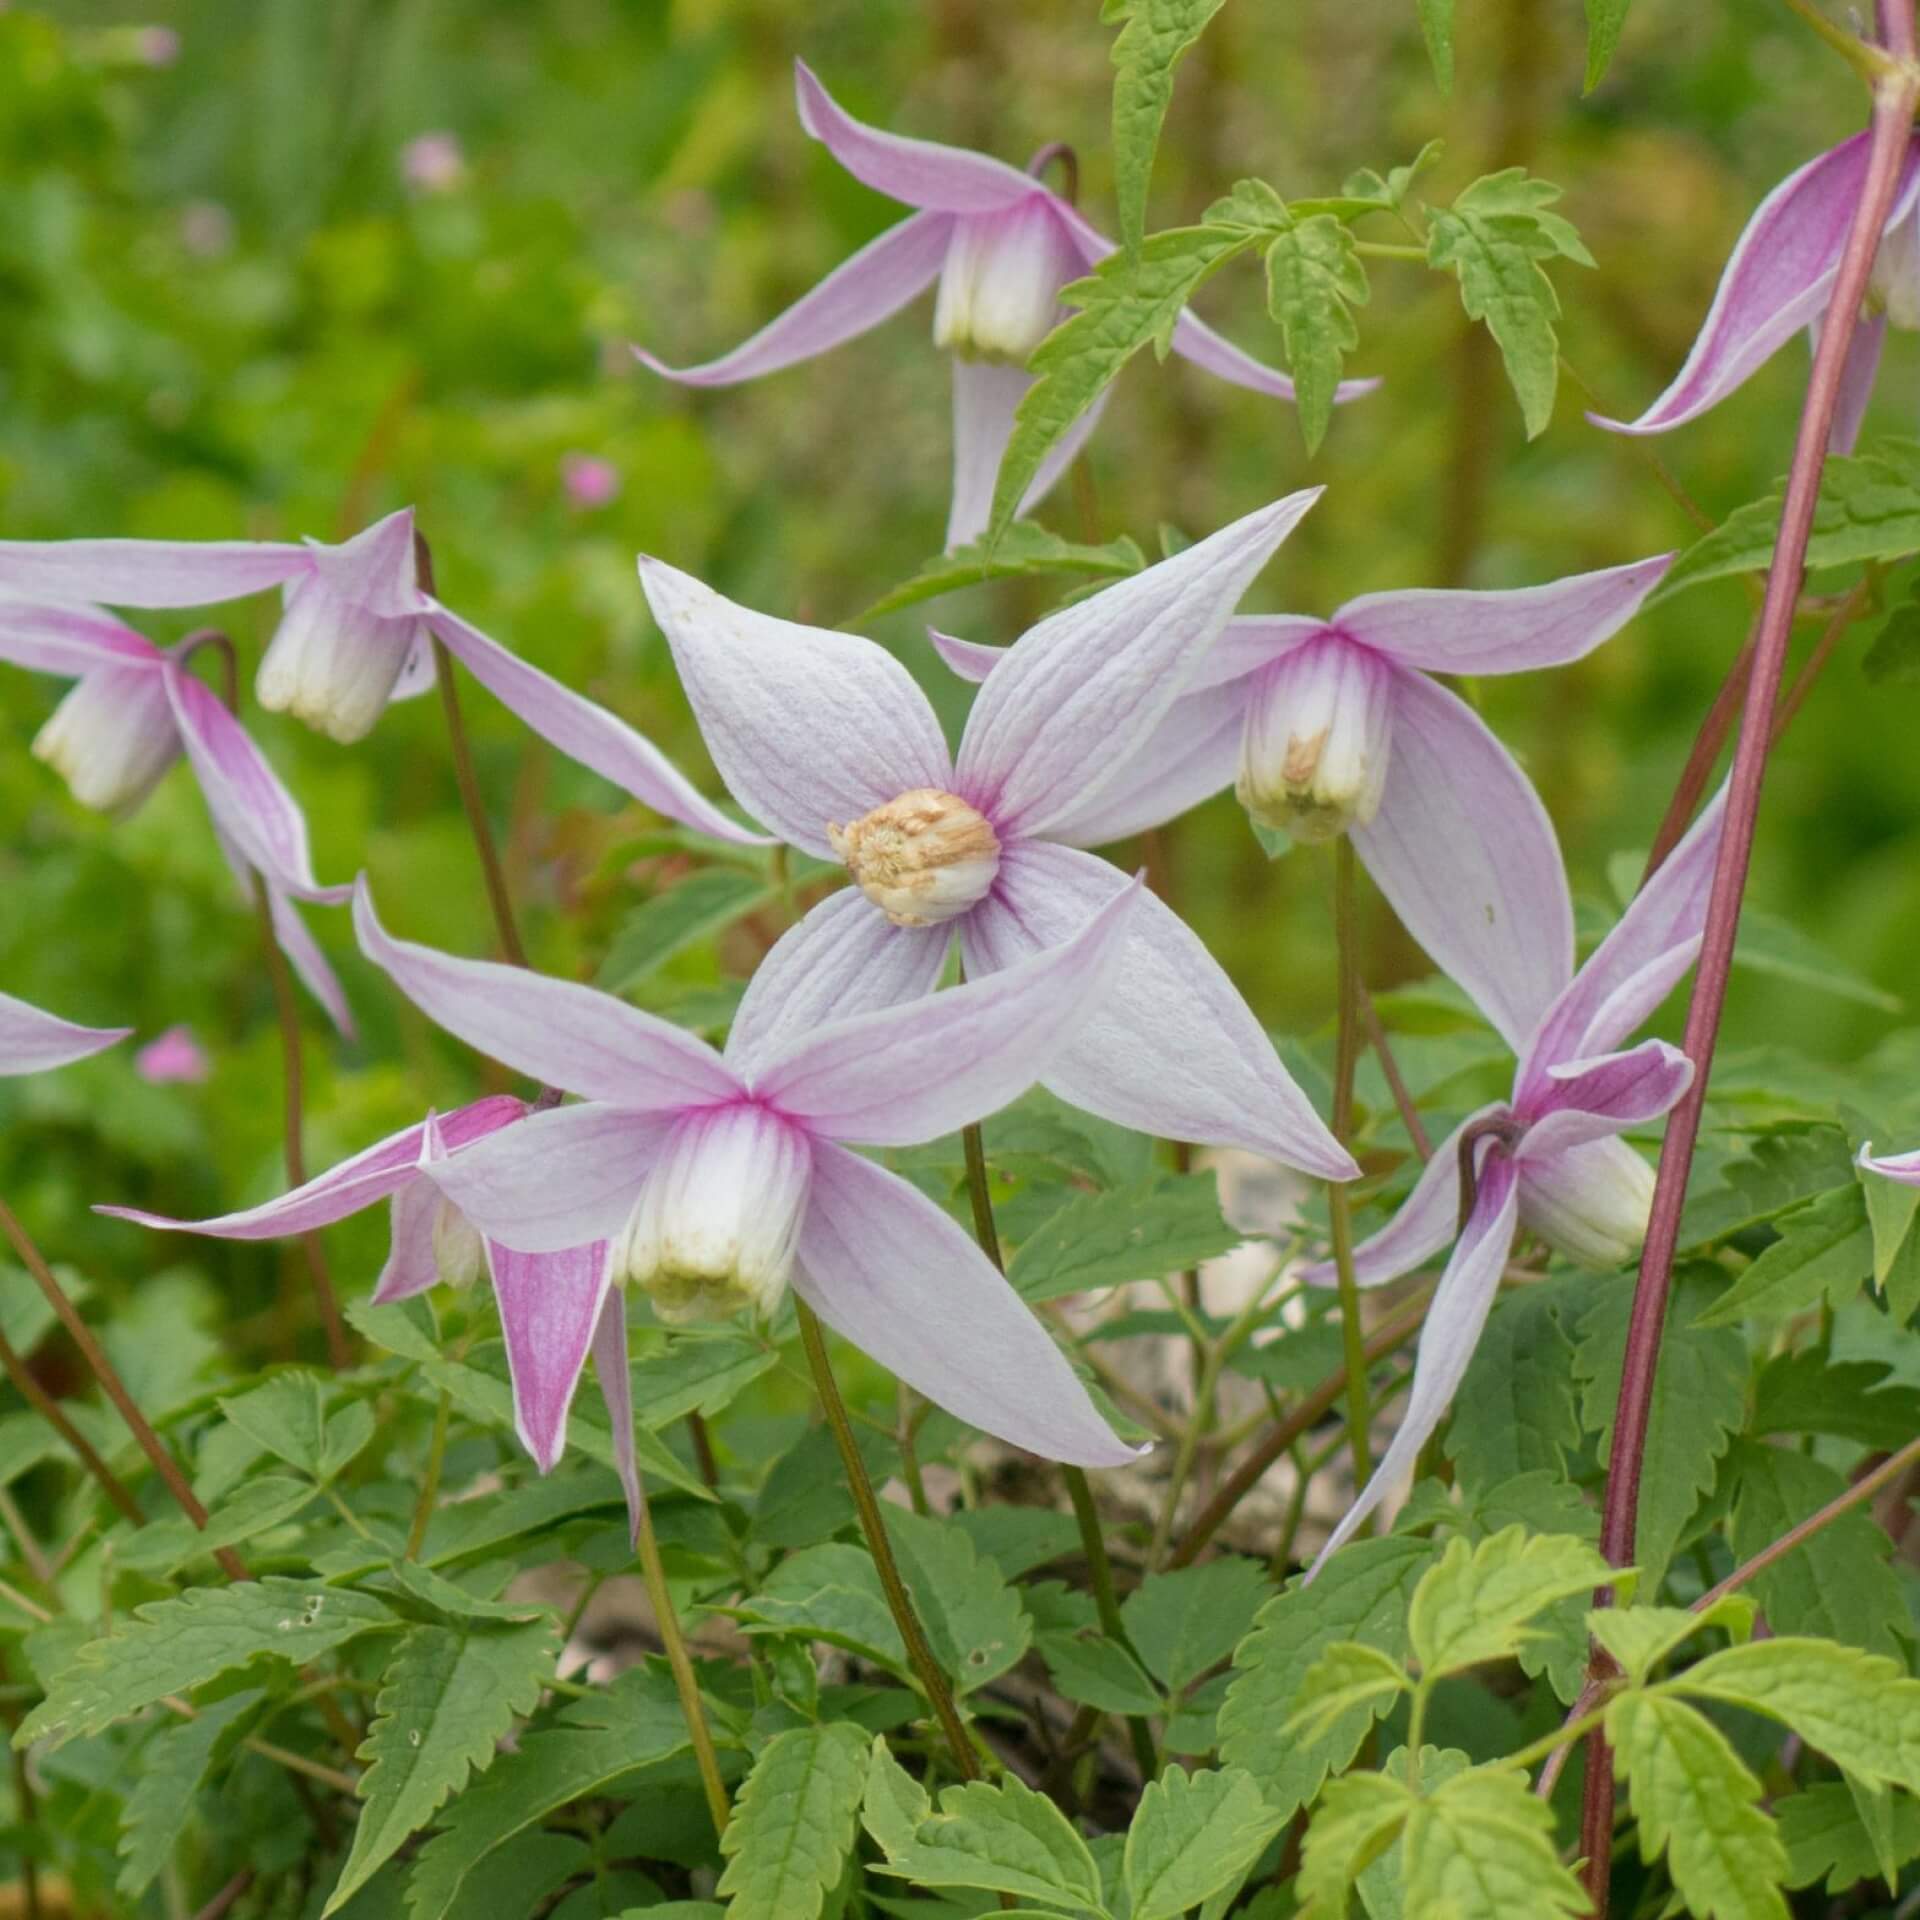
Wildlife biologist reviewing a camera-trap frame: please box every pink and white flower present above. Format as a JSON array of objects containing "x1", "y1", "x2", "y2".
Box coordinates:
[{"x1": 0, "y1": 992, "x2": 129, "y2": 1077}]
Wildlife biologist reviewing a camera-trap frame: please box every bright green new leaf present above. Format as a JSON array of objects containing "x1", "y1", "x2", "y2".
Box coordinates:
[
  {"x1": 1122, "y1": 1557, "x2": 1269, "y2": 1694},
  {"x1": 1584, "y1": 0, "x2": 1633, "y2": 89},
  {"x1": 1296, "y1": 1770, "x2": 1414, "y2": 1916},
  {"x1": 1353, "y1": 1746, "x2": 1471, "y2": 1920},
  {"x1": 1007, "y1": 1172, "x2": 1243, "y2": 1303},
  {"x1": 1265, "y1": 215, "x2": 1369, "y2": 452},
  {"x1": 117, "y1": 1691, "x2": 259, "y2": 1896},
  {"x1": 595, "y1": 867, "x2": 771, "y2": 992},
  {"x1": 858, "y1": 525, "x2": 1146, "y2": 621},
  {"x1": 715, "y1": 1722, "x2": 870, "y2": 1920},
  {"x1": 1125, "y1": 1766, "x2": 1286, "y2": 1920},
  {"x1": 1584, "y1": 1594, "x2": 1754, "y2": 1686},
  {"x1": 1108, "y1": 0, "x2": 1229, "y2": 253},
  {"x1": 1284, "y1": 1642, "x2": 1411, "y2": 1740},
  {"x1": 1416, "y1": 0, "x2": 1455, "y2": 90},
  {"x1": 1402, "y1": 1766, "x2": 1587, "y2": 1918},
  {"x1": 1406, "y1": 1527, "x2": 1612, "y2": 1680}
]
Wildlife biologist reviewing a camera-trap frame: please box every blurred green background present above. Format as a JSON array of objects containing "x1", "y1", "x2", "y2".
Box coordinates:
[{"x1": 3, "y1": 0, "x2": 1915, "y2": 1353}]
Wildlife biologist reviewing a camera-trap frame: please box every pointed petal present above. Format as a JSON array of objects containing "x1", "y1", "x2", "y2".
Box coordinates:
[
  {"x1": 307, "y1": 509, "x2": 420, "y2": 620},
  {"x1": 1041, "y1": 682, "x2": 1245, "y2": 847},
  {"x1": 637, "y1": 210, "x2": 952, "y2": 386},
  {"x1": 963, "y1": 842, "x2": 1355, "y2": 1177},
  {"x1": 1520, "y1": 1040, "x2": 1694, "y2": 1158},
  {"x1": 954, "y1": 491, "x2": 1321, "y2": 839},
  {"x1": 1352, "y1": 668, "x2": 1574, "y2": 1055},
  {"x1": 353, "y1": 878, "x2": 741, "y2": 1108},
  {"x1": 426, "y1": 1103, "x2": 677, "y2": 1252},
  {"x1": 934, "y1": 615, "x2": 1311, "y2": 694},
  {"x1": 638, "y1": 556, "x2": 953, "y2": 858},
  {"x1": 725, "y1": 886, "x2": 950, "y2": 1079},
  {"x1": 1827, "y1": 310, "x2": 1886, "y2": 455},
  {"x1": 944, "y1": 360, "x2": 1113, "y2": 549},
  {"x1": 591, "y1": 1286, "x2": 643, "y2": 1542},
  {"x1": 267, "y1": 888, "x2": 356, "y2": 1040},
  {"x1": 486, "y1": 1239, "x2": 615, "y2": 1473},
  {"x1": 1860, "y1": 1142, "x2": 1920, "y2": 1188},
  {"x1": 1308, "y1": 1158, "x2": 1521, "y2": 1576},
  {"x1": 373, "y1": 1177, "x2": 443, "y2": 1303},
  {"x1": 796, "y1": 1142, "x2": 1139, "y2": 1465},
  {"x1": 754, "y1": 873, "x2": 1140, "y2": 1145},
  {"x1": 0, "y1": 990, "x2": 130, "y2": 1077},
  {"x1": 0, "y1": 600, "x2": 160, "y2": 677},
  {"x1": 0, "y1": 539, "x2": 307, "y2": 608},
  {"x1": 1592, "y1": 132, "x2": 1920, "y2": 435},
  {"x1": 928, "y1": 628, "x2": 1001, "y2": 684},
  {"x1": 426, "y1": 602, "x2": 768, "y2": 847},
  {"x1": 793, "y1": 62, "x2": 1036, "y2": 215},
  {"x1": 1334, "y1": 555, "x2": 1672, "y2": 675}
]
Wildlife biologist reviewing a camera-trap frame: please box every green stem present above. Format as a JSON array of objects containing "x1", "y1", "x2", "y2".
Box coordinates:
[
  {"x1": 406, "y1": 1391, "x2": 452, "y2": 1561},
  {"x1": 1352, "y1": 240, "x2": 1426, "y2": 260},
  {"x1": 1328, "y1": 840, "x2": 1374, "y2": 1509}
]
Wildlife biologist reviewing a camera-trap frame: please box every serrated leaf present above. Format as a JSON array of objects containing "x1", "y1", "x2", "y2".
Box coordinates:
[
  {"x1": 1426, "y1": 169, "x2": 1592, "y2": 437},
  {"x1": 1585, "y1": 1594, "x2": 1755, "y2": 1686},
  {"x1": 1445, "y1": 1285, "x2": 1582, "y2": 1493},
  {"x1": 596, "y1": 867, "x2": 772, "y2": 992},
  {"x1": 1777, "y1": 1781, "x2": 1920, "y2": 1893},
  {"x1": 884, "y1": 1506, "x2": 1032, "y2": 1693},
  {"x1": 1695, "y1": 1183, "x2": 1872, "y2": 1327},
  {"x1": 1407, "y1": 1528, "x2": 1612, "y2": 1679},
  {"x1": 1007, "y1": 1173, "x2": 1242, "y2": 1303},
  {"x1": 1037, "y1": 1630, "x2": 1166, "y2": 1716},
  {"x1": 949, "y1": 1505, "x2": 1081, "y2": 1577},
  {"x1": 1108, "y1": 0, "x2": 1228, "y2": 253},
  {"x1": 628, "y1": 1331, "x2": 777, "y2": 1429},
  {"x1": 1750, "y1": 1348, "x2": 1920, "y2": 1450},
  {"x1": 1402, "y1": 1765, "x2": 1587, "y2": 1917},
  {"x1": 1122, "y1": 1557, "x2": 1269, "y2": 1693},
  {"x1": 327, "y1": 1618, "x2": 558, "y2": 1913},
  {"x1": 1606, "y1": 1691, "x2": 1789, "y2": 1920},
  {"x1": 1353, "y1": 1747, "x2": 1471, "y2": 1920},
  {"x1": 1125, "y1": 1766, "x2": 1286, "y2": 1920},
  {"x1": 1678, "y1": 1124, "x2": 1856, "y2": 1248},
  {"x1": 1264, "y1": 216, "x2": 1368, "y2": 453},
  {"x1": 715, "y1": 1722, "x2": 869, "y2": 1920},
  {"x1": 1416, "y1": 0, "x2": 1454, "y2": 90},
  {"x1": 1285, "y1": 1642, "x2": 1411, "y2": 1740},
  {"x1": 1298, "y1": 1770, "x2": 1415, "y2": 1915},
  {"x1": 735, "y1": 1542, "x2": 906, "y2": 1674},
  {"x1": 18, "y1": 1578, "x2": 398, "y2": 1749},
  {"x1": 1584, "y1": 0, "x2": 1632, "y2": 88},
  {"x1": 116, "y1": 1690, "x2": 260, "y2": 1896},
  {"x1": 384, "y1": 1560, "x2": 550, "y2": 1625},
  {"x1": 858, "y1": 525, "x2": 1146, "y2": 621},
  {"x1": 114, "y1": 1472, "x2": 319, "y2": 1575},
  {"x1": 217, "y1": 1371, "x2": 372, "y2": 1481},
  {"x1": 1218, "y1": 1535, "x2": 1435, "y2": 1818}
]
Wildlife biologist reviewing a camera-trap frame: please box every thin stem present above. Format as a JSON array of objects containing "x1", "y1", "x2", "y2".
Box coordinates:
[
  {"x1": 1352, "y1": 240, "x2": 1427, "y2": 260},
  {"x1": 1358, "y1": 985, "x2": 1432, "y2": 1161},
  {"x1": 687, "y1": 1411, "x2": 721, "y2": 1491},
  {"x1": 960, "y1": 1122, "x2": 1005, "y2": 1268},
  {"x1": 1772, "y1": 571, "x2": 1876, "y2": 739},
  {"x1": 1328, "y1": 840, "x2": 1373, "y2": 1506},
  {"x1": 631, "y1": 1470, "x2": 732, "y2": 1839},
  {"x1": 189, "y1": 1870, "x2": 255, "y2": 1920},
  {"x1": 1780, "y1": 0, "x2": 1902, "y2": 76},
  {"x1": 0, "y1": 1195, "x2": 250, "y2": 1583},
  {"x1": 405, "y1": 1390, "x2": 452, "y2": 1560},
  {"x1": 1641, "y1": 636, "x2": 1756, "y2": 884},
  {"x1": 0, "y1": 1318, "x2": 142, "y2": 1524},
  {"x1": 794, "y1": 1298, "x2": 979, "y2": 1780},
  {"x1": 1580, "y1": 49, "x2": 1919, "y2": 1912}
]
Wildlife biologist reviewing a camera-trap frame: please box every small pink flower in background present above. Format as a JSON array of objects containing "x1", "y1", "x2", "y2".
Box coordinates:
[
  {"x1": 179, "y1": 201, "x2": 234, "y2": 259},
  {"x1": 402, "y1": 132, "x2": 466, "y2": 196},
  {"x1": 135, "y1": 26, "x2": 179, "y2": 67},
  {"x1": 135, "y1": 1025, "x2": 208, "y2": 1085},
  {"x1": 561, "y1": 454, "x2": 621, "y2": 511}
]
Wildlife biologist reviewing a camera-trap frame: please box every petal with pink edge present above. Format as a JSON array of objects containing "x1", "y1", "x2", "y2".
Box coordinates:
[
  {"x1": 374, "y1": 1176, "x2": 442, "y2": 1303},
  {"x1": 306, "y1": 509, "x2": 420, "y2": 621},
  {"x1": 0, "y1": 539, "x2": 307, "y2": 608},
  {"x1": 638, "y1": 557, "x2": 953, "y2": 858},
  {"x1": 954, "y1": 491, "x2": 1320, "y2": 840},
  {"x1": 0, "y1": 601, "x2": 160, "y2": 678},
  {"x1": 945, "y1": 357, "x2": 1113, "y2": 550},
  {"x1": 755, "y1": 873, "x2": 1139, "y2": 1146},
  {"x1": 1520, "y1": 1040, "x2": 1694, "y2": 1158},
  {"x1": 486, "y1": 1239, "x2": 616, "y2": 1473},
  {"x1": 0, "y1": 990, "x2": 130, "y2": 1078},
  {"x1": 963, "y1": 842, "x2": 1355, "y2": 1178},
  {"x1": 795, "y1": 1142, "x2": 1140, "y2": 1466}
]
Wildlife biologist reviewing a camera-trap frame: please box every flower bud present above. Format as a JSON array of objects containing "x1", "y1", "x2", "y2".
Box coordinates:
[
  {"x1": 1518, "y1": 1137, "x2": 1655, "y2": 1269},
  {"x1": 257, "y1": 578, "x2": 422, "y2": 745},
  {"x1": 1236, "y1": 634, "x2": 1393, "y2": 844},
  {"x1": 1872, "y1": 203, "x2": 1920, "y2": 329},
  {"x1": 828, "y1": 788, "x2": 1001, "y2": 928},
  {"x1": 932, "y1": 197, "x2": 1078, "y2": 364},
  {"x1": 32, "y1": 665, "x2": 181, "y2": 817},
  {"x1": 431, "y1": 1196, "x2": 485, "y2": 1289},
  {"x1": 617, "y1": 1103, "x2": 811, "y2": 1325}
]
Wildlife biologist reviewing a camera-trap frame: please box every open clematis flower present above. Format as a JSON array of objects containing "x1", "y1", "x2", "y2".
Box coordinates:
[
  {"x1": 0, "y1": 511, "x2": 765, "y2": 846},
  {"x1": 345, "y1": 868, "x2": 1150, "y2": 1497},
  {"x1": 636, "y1": 63, "x2": 1376, "y2": 548},
  {"x1": 1591, "y1": 131, "x2": 1920, "y2": 452},
  {"x1": 1299, "y1": 790, "x2": 1730, "y2": 1571},
  {"x1": 935, "y1": 554, "x2": 1672, "y2": 1061},
  {"x1": 0, "y1": 991, "x2": 130, "y2": 1076},
  {"x1": 639, "y1": 492, "x2": 1355, "y2": 1179},
  {"x1": 0, "y1": 598, "x2": 357, "y2": 1034}
]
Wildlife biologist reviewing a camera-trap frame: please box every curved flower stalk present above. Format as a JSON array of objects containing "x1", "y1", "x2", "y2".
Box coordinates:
[
  {"x1": 1590, "y1": 131, "x2": 1920, "y2": 451},
  {"x1": 639, "y1": 492, "x2": 1355, "y2": 1179},
  {"x1": 935, "y1": 554, "x2": 1672, "y2": 1056},
  {"x1": 0, "y1": 598, "x2": 356, "y2": 1033},
  {"x1": 0, "y1": 512, "x2": 766, "y2": 846},
  {"x1": 635, "y1": 63, "x2": 1375, "y2": 548},
  {"x1": 0, "y1": 991, "x2": 130, "y2": 1075},
  {"x1": 1299, "y1": 788, "x2": 1730, "y2": 1570},
  {"x1": 341, "y1": 871, "x2": 1148, "y2": 1502}
]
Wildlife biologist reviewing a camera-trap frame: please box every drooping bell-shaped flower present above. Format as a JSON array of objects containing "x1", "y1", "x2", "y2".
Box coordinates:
[
  {"x1": 1236, "y1": 633, "x2": 1395, "y2": 842},
  {"x1": 1591, "y1": 130, "x2": 1920, "y2": 452},
  {"x1": 635, "y1": 63, "x2": 1377, "y2": 548},
  {"x1": 1295, "y1": 790, "x2": 1731, "y2": 1571},
  {"x1": 639, "y1": 492, "x2": 1356, "y2": 1181},
  {"x1": 0, "y1": 990, "x2": 130, "y2": 1077}
]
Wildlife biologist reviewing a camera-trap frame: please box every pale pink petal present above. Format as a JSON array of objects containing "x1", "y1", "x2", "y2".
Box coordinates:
[
  {"x1": 0, "y1": 991, "x2": 130, "y2": 1078},
  {"x1": 373, "y1": 1176, "x2": 443, "y2": 1303},
  {"x1": 944, "y1": 359, "x2": 1114, "y2": 549},
  {"x1": 935, "y1": 615, "x2": 1313, "y2": 694},
  {"x1": 1520, "y1": 1040, "x2": 1694, "y2": 1157},
  {"x1": 1352, "y1": 667, "x2": 1573, "y2": 1055},
  {"x1": 754, "y1": 873, "x2": 1140, "y2": 1145},
  {"x1": 636, "y1": 209, "x2": 953, "y2": 386},
  {"x1": 793, "y1": 62, "x2": 1036, "y2": 215},
  {"x1": 267, "y1": 888, "x2": 356, "y2": 1040},
  {"x1": 1308, "y1": 1156, "x2": 1521, "y2": 1577},
  {"x1": 1040, "y1": 683, "x2": 1245, "y2": 847},
  {"x1": 0, "y1": 600, "x2": 160, "y2": 677},
  {"x1": 795, "y1": 1141, "x2": 1140, "y2": 1465},
  {"x1": 486, "y1": 1239, "x2": 616, "y2": 1473},
  {"x1": 1828, "y1": 311, "x2": 1887, "y2": 454},
  {"x1": 1334, "y1": 555, "x2": 1673, "y2": 675},
  {"x1": 954, "y1": 491, "x2": 1321, "y2": 839},
  {"x1": 306, "y1": 508, "x2": 420, "y2": 620},
  {"x1": 425, "y1": 602, "x2": 769, "y2": 848},
  {"x1": 725, "y1": 886, "x2": 950, "y2": 1079},
  {"x1": 354, "y1": 878, "x2": 742, "y2": 1109},
  {"x1": 1860, "y1": 1142, "x2": 1920, "y2": 1188},
  {"x1": 0, "y1": 539, "x2": 307, "y2": 608},
  {"x1": 591, "y1": 1287, "x2": 643, "y2": 1542},
  {"x1": 928, "y1": 629, "x2": 1003, "y2": 684},
  {"x1": 388, "y1": 627, "x2": 437, "y2": 701},
  {"x1": 637, "y1": 557, "x2": 953, "y2": 859},
  {"x1": 962, "y1": 842, "x2": 1355, "y2": 1178}
]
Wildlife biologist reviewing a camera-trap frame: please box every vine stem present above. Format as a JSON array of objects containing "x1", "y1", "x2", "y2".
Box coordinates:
[
  {"x1": 1579, "y1": 44, "x2": 1919, "y2": 1911},
  {"x1": 1328, "y1": 840, "x2": 1373, "y2": 1505},
  {"x1": 0, "y1": 1319, "x2": 142, "y2": 1525},
  {"x1": 794, "y1": 1297, "x2": 980, "y2": 1780}
]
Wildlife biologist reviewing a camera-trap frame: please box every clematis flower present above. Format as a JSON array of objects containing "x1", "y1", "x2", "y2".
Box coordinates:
[
  {"x1": 0, "y1": 598, "x2": 356, "y2": 1034},
  {"x1": 1, "y1": 991, "x2": 129, "y2": 1076},
  {"x1": 1301, "y1": 790, "x2": 1730, "y2": 1570},
  {"x1": 344, "y1": 868, "x2": 1150, "y2": 1504},
  {"x1": 0, "y1": 512, "x2": 766, "y2": 845},
  {"x1": 635, "y1": 63, "x2": 1376, "y2": 549},
  {"x1": 639, "y1": 492, "x2": 1355, "y2": 1179},
  {"x1": 935, "y1": 554, "x2": 1672, "y2": 1061},
  {"x1": 1591, "y1": 131, "x2": 1920, "y2": 452}
]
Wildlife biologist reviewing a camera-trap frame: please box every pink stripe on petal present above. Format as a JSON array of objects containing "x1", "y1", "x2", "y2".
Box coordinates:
[
  {"x1": 373, "y1": 1178, "x2": 443, "y2": 1303},
  {"x1": 0, "y1": 600, "x2": 161, "y2": 678},
  {"x1": 1859, "y1": 1142, "x2": 1920, "y2": 1188},
  {"x1": 1520, "y1": 1040, "x2": 1694, "y2": 1158},
  {"x1": 0, "y1": 990, "x2": 130, "y2": 1077},
  {"x1": 486, "y1": 1239, "x2": 615, "y2": 1473}
]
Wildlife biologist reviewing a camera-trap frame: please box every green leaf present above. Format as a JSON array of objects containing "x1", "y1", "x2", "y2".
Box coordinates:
[
  {"x1": 114, "y1": 1471, "x2": 319, "y2": 1575},
  {"x1": 1694, "y1": 1183, "x2": 1872, "y2": 1327},
  {"x1": 1264, "y1": 215, "x2": 1368, "y2": 453},
  {"x1": 1402, "y1": 1765, "x2": 1588, "y2": 1917},
  {"x1": 1733, "y1": 910, "x2": 1901, "y2": 1013},
  {"x1": 217, "y1": 1371, "x2": 373, "y2": 1481},
  {"x1": 1839, "y1": 1105, "x2": 1920, "y2": 1291},
  {"x1": 1651, "y1": 439, "x2": 1920, "y2": 605},
  {"x1": 596, "y1": 867, "x2": 772, "y2": 991},
  {"x1": 1583, "y1": 0, "x2": 1632, "y2": 88},
  {"x1": 1406, "y1": 1528, "x2": 1612, "y2": 1679},
  {"x1": 1036, "y1": 1630, "x2": 1166, "y2": 1716},
  {"x1": 884, "y1": 1506, "x2": 1033, "y2": 1693},
  {"x1": 1445, "y1": 1284, "x2": 1582, "y2": 1494},
  {"x1": 1750, "y1": 1348, "x2": 1920, "y2": 1451},
  {"x1": 715, "y1": 1722, "x2": 870, "y2": 1920},
  {"x1": 1125, "y1": 1766, "x2": 1286, "y2": 1920},
  {"x1": 1218, "y1": 1535, "x2": 1434, "y2": 1818},
  {"x1": 18, "y1": 1578, "x2": 398, "y2": 1749},
  {"x1": 1605, "y1": 1691, "x2": 1789, "y2": 1920},
  {"x1": 1416, "y1": 0, "x2": 1454, "y2": 90},
  {"x1": 116, "y1": 1690, "x2": 259, "y2": 1896},
  {"x1": 949, "y1": 1505, "x2": 1081, "y2": 1577},
  {"x1": 384, "y1": 1560, "x2": 551, "y2": 1625},
  {"x1": 1776, "y1": 1781, "x2": 1920, "y2": 1893},
  {"x1": 327, "y1": 1618, "x2": 558, "y2": 1914},
  {"x1": 1122, "y1": 1557, "x2": 1269, "y2": 1694},
  {"x1": 1007, "y1": 1172, "x2": 1242, "y2": 1302},
  {"x1": 1678, "y1": 1125, "x2": 1856, "y2": 1250},
  {"x1": 1863, "y1": 585, "x2": 1920, "y2": 684},
  {"x1": 1108, "y1": 0, "x2": 1228, "y2": 253},
  {"x1": 1297, "y1": 1770, "x2": 1414, "y2": 1915},
  {"x1": 858, "y1": 524, "x2": 1146, "y2": 620},
  {"x1": 1584, "y1": 1594, "x2": 1755, "y2": 1687},
  {"x1": 1284, "y1": 1642, "x2": 1411, "y2": 1740},
  {"x1": 1425, "y1": 169, "x2": 1592, "y2": 438},
  {"x1": 1353, "y1": 1747, "x2": 1471, "y2": 1920},
  {"x1": 736, "y1": 1542, "x2": 906, "y2": 1674},
  {"x1": 628, "y1": 1331, "x2": 777, "y2": 1429}
]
